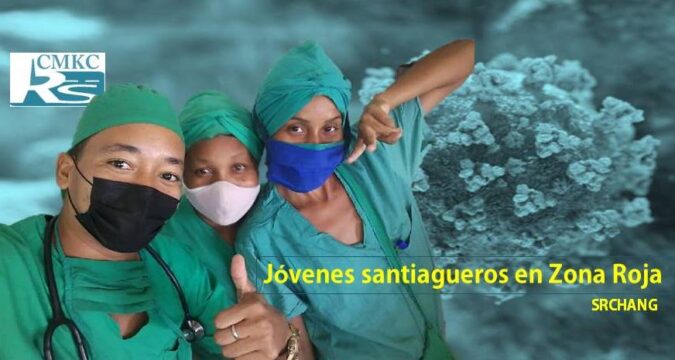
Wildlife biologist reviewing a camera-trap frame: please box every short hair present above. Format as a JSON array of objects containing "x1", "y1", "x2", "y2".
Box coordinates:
[{"x1": 67, "y1": 138, "x2": 89, "y2": 160}]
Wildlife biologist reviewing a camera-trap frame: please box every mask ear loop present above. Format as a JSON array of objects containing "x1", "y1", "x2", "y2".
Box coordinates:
[
  {"x1": 64, "y1": 155, "x2": 110, "y2": 247},
  {"x1": 65, "y1": 155, "x2": 93, "y2": 216},
  {"x1": 70, "y1": 155, "x2": 94, "y2": 186}
]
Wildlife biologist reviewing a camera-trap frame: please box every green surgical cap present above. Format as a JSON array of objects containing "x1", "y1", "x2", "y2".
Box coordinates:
[
  {"x1": 254, "y1": 41, "x2": 352, "y2": 137},
  {"x1": 71, "y1": 84, "x2": 182, "y2": 149},
  {"x1": 179, "y1": 91, "x2": 263, "y2": 162}
]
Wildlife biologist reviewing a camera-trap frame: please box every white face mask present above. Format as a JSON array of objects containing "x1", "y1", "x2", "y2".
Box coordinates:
[{"x1": 183, "y1": 180, "x2": 260, "y2": 226}]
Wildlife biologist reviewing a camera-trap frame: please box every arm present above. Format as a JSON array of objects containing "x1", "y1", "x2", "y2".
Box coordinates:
[
  {"x1": 347, "y1": 39, "x2": 475, "y2": 163},
  {"x1": 382, "y1": 39, "x2": 475, "y2": 114}
]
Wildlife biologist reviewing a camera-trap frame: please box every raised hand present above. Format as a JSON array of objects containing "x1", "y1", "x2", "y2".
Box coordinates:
[
  {"x1": 345, "y1": 95, "x2": 402, "y2": 164},
  {"x1": 214, "y1": 255, "x2": 291, "y2": 359}
]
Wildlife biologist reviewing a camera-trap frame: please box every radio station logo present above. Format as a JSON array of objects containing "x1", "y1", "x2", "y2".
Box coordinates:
[{"x1": 9, "y1": 52, "x2": 105, "y2": 107}]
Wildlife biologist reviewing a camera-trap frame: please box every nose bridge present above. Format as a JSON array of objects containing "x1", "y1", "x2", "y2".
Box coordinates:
[
  {"x1": 215, "y1": 167, "x2": 232, "y2": 183},
  {"x1": 307, "y1": 126, "x2": 322, "y2": 144},
  {"x1": 135, "y1": 164, "x2": 158, "y2": 188}
]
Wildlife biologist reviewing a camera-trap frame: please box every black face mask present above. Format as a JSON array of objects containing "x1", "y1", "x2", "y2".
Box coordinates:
[{"x1": 66, "y1": 158, "x2": 179, "y2": 253}]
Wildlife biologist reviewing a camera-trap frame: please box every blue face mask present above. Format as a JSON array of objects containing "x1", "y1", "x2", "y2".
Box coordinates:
[{"x1": 266, "y1": 139, "x2": 347, "y2": 193}]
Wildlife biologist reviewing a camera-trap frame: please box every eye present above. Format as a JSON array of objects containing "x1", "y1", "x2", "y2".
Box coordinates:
[
  {"x1": 324, "y1": 125, "x2": 338, "y2": 133},
  {"x1": 288, "y1": 124, "x2": 304, "y2": 134},
  {"x1": 232, "y1": 163, "x2": 247, "y2": 173},
  {"x1": 161, "y1": 172, "x2": 181, "y2": 183},
  {"x1": 107, "y1": 159, "x2": 132, "y2": 170},
  {"x1": 195, "y1": 168, "x2": 213, "y2": 177}
]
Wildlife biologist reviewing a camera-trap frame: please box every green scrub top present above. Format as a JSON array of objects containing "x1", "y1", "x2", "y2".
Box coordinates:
[
  {"x1": 236, "y1": 97, "x2": 443, "y2": 360},
  {"x1": 162, "y1": 197, "x2": 238, "y2": 289},
  {"x1": 0, "y1": 214, "x2": 236, "y2": 359}
]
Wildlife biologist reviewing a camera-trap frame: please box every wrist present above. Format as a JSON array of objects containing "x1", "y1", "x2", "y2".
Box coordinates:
[
  {"x1": 278, "y1": 322, "x2": 300, "y2": 360},
  {"x1": 372, "y1": 93, "x2": 395, "y2": 113}
]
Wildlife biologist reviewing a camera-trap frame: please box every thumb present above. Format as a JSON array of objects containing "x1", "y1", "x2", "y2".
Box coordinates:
[{"x1": 230, "y1": 254, "x2": 256, "y2": 300}]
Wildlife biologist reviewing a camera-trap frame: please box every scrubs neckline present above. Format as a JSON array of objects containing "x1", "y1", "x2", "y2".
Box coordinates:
[
  {"x1": 270, "y1": 171, "x2": 371, "y2": 249},
  {"x1": 50, "y1": 219, "x2": 182, "y2": 347},
  {"x1": 164, "y1": 196, "x2": 239, "y2": 293}
]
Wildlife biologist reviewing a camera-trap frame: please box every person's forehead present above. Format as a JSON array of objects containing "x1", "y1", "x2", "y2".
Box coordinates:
[
  {"x1": 84, "y1": 123, "x2": 184, "y2": 155},
  {"x1": 188, "y1": 135, "x2": 250, "y2": 159},
  {"x1": 298, "y1": 96, "x2": 340, "y2": 115}
]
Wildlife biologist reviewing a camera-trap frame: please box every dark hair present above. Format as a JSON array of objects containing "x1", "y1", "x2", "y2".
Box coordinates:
[{"x1": 67, "y1": 138, "x2": 89, "y2": 160}]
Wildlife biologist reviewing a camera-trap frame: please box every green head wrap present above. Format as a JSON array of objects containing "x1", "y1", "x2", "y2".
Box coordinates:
[
  {"x1": 71, "y1": 84, "x2": 182, "y2": 149},
  {"x1": 253, "y1": 41, "x2": 352, "y2": 138},
  {"x1": 179, "y1": 91, "x2": 263, "y2": 162}
]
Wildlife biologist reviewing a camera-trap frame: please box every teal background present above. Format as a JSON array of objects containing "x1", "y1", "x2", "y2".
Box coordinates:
[{"x1": 1, "y1": 1, "x2": 673, "y2": 359}]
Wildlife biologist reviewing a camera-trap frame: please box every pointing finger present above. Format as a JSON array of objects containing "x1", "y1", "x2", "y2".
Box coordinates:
[{"x1": 346, "y1": 137, "x2": 367, "y2": 164}]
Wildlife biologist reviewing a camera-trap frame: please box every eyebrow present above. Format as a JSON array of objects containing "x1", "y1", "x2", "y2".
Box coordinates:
[
  {"x1": 166, "y1": 157, "x2": 183, "y2": 166},
  {"x1": 192, "y1": 149, "x2": 248, "y2": 165},
  {"x1": 291, "y1": 115, "x2": 342, "y2": 124},
  {"x1": 99, "y1": 143, "x2": 140, "y2": 154},
  {"x1": 100, "y1": 143, "x2": 183, "y2": 166}
]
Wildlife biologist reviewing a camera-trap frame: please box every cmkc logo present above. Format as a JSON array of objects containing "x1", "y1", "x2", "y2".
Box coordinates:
[{"x1": 9, "y1": 52, "x2": 105, "y2": 107}]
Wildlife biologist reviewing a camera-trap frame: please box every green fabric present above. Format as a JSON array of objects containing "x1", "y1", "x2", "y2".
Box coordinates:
[
  {"x1": 0, "y1": 215, "x2": 236, "y2": 359},
  {"x1": 71, "y1": 84, "x2": 182, "y2": 149},
  {"x1": 422, "y1": 329, "x2": 457, "y2": 360},
  {"x1": 161, "y1": 197, "x2": 238, "y2": 290},
  {"x1": 56, "y1": 228, "x2": 155, "y2": 313},
  {"x1": 254, "y1": 41, "x2": 351, "y2": 137},
  {"x1": 236, "y1": 98, "x2": 443, "y2": 359},
  {"x1": 179, "y1": 90, "x2": 263, "y2": 162},
  {"x1": 337, "y1": 165, "x2": 454, "y2": 360},
  {"x1": 295, "y1": 140, "x2": 344, "y2": 150}
]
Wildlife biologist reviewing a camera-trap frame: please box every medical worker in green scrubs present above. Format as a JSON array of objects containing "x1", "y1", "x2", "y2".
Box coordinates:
[
  {"x1": 163, "y1": 90, "x2": 315, "y2": 358},
  {"x1": 161, "y1": 90, "x2": 263, "y2": 288},
  {"x1": 0, "y1": 84, "x2": 301, "y2": 359},
  {"x1": 235, "y1": 40, "x2": 475, "y2": 359}
]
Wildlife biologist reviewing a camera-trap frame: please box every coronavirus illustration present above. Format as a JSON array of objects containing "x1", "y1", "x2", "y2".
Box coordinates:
[{"x1": 359, "y1": 53, "x2": 660, "y2": 303}]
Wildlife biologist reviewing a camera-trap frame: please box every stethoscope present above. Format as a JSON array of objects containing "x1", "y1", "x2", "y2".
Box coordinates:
[{"x1": 42, "y1": 215, "x2": 205, "y2": 360}]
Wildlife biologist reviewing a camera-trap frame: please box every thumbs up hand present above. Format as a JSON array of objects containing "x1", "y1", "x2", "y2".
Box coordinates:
[
  {"x1": 214, "y1": 255, "x2": 292, "y2": 359},
  {"x1": 230, "y1": 254, "x2": 257, "y2": 301}
]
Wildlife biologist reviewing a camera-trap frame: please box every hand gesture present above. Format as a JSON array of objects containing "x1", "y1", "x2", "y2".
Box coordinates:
[
  {"x1": 346, "y1": 96, "x2": 401, "y2": 164},
  {"x1": 214, "y1": 255, "x2": 291, "y2": 359}
]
